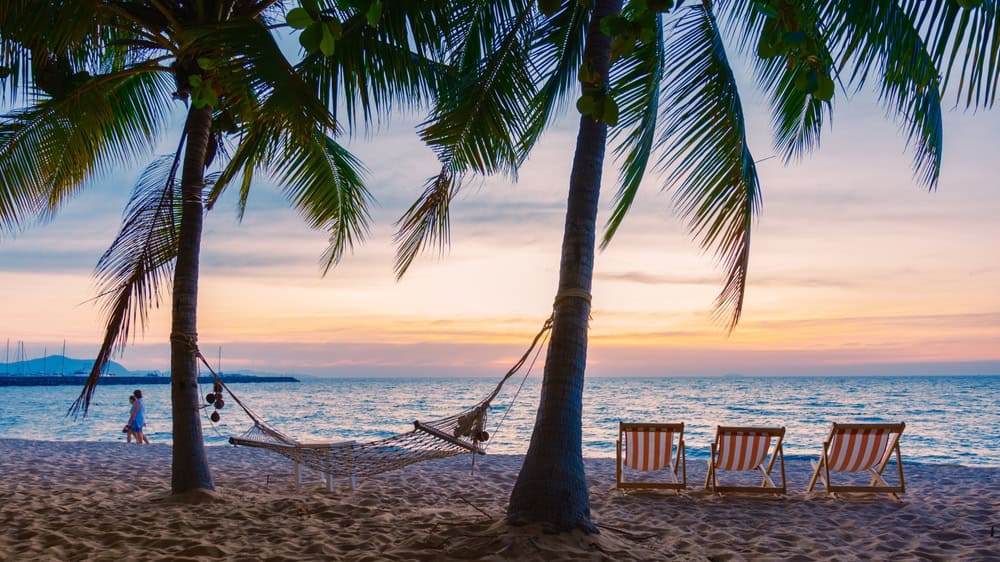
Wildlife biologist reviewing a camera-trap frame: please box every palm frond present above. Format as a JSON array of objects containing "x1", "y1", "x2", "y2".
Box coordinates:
[
  {"x1": 206, "y1": 113, "x2": 272, "y2": 217},
  {"x1": 765, "y1": 60, "x2": 832, "y2": 163},
  {"x1": 298, "y1": 131, "x2": 374, "y2": 275},
  {"x1": 657, "y1": 2, "x2": 760, "y2": 331},
  {"x1": 184, "y1": 16, "x2": 334, "y2": 135},
  {"x1": 273, "y1": 130, "x2": 372, "y2": 274},
  {"x1": 716, "y1": 0, "x2": 832, "y2": 163},
  {"x1": 450, "y1": 0, "x2": 535, "y2": 72},
  {"x1": 297, "y1": 17, "x2": 449, "y2": 130},
  {"x1": 0, "y1": 112, "x2": 49, "y2": 233},
  {"x1": 517, "y1": 0, "x2": 589, "y2": 157},
  {"x1": 0, "y1": 0, "x2": 106, "y2": 103},
  {"x1": 393, "y1": 167, "x2": 458, "y2": 278},
  {"x1": 419, "y1": 0, "x2": 537, "y2": 178},
  {"x1": 393, "y1": 1, "x2": 538, "y2": 278},
  {"x1": 208, "y1": 84, "x2": 371, "y2": 272},
  {"x1": 69, "y1": 152, "x2": 183, "y2": 417},
  {"x1": 823, "y1": 0, "x2": 944, "y2": 189},
  {"x1": 196, "y1": 14, "x2": 360, "y2": 226},
  {"x1": 0, "y1": 69, "x2": 175, "y2": 238},
  {"x1": 909, "y1": 0, "x2": 999, "y2": 108},
  {"x1": 378, "y1": 0, "x2": 462, "y2": 56},
  {"x1": 603, "y1": 13, "x2": 665, "y2": 248},
  {"x1": 297, "y1": 0, "x2": 457, "y2": 129}
]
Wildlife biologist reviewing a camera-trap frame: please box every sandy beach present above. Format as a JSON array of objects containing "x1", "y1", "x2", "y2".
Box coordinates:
[{"x1": 0, "y1": 438, "x2": 996, "y2": 561}]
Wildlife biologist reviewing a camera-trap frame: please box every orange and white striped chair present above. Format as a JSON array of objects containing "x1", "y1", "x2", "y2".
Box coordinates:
[
  {"x1": 807, "y1": 422, "x2": 906, "y2": 499},
  {"x1": 616, "y1": 422, "x2": 686, "y2": 491},
  {"x1": 705, "y1": 426, "x2": 786, "y2": 494}
]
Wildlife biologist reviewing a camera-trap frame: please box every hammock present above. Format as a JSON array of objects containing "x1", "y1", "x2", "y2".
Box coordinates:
[{"x1": 194, "y1": 319, "x2": 551, "y2": 483}]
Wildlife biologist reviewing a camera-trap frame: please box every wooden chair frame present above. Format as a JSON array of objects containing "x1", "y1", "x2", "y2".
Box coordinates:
[
  {"x1": 807, "y1": 422, "x2": 906, "y2": 499},
  {"x1": 705, "y1": 426, "x2": 786, "y2": 495},
  {"x1": 616, "y1": 422, "x2": 687, "y2": 491}
]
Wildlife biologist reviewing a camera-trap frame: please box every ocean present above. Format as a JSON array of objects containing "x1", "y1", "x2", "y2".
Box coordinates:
[{"x1": 0, "y1": 375, "x2": 996, "y2": 466}]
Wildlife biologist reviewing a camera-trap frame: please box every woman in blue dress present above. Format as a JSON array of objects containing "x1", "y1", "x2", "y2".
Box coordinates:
[{"x1": 128, "y1": 389, "x2": 150, "y2": 445}]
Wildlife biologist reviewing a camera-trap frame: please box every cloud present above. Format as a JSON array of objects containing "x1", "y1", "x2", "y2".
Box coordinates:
[
  {"x1": 0, "y1": 248, "x2": 100, "y2": 273},
  {"x1": 594, "y1": 271, "x2": 860, "y2": 289}
]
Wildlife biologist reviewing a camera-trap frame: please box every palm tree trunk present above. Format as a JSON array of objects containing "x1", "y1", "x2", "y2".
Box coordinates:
[
  {"x1": 170, "y1": 106, "x2": 214, "y2": 494},
  {"x1": 506, "y1": 0, "x2": 622, "y2": 533}
]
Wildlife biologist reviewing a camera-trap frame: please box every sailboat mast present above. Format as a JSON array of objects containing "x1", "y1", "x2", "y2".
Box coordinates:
[
  {"x1": 61, "y1": 340, "x2": 66, "y2": 376},
  {"x1": 3, "y1": 338, "x2": 8, "y2": 375}
]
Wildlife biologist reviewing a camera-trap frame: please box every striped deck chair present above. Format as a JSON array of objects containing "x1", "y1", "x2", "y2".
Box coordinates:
[
  {"x1": 616, "y1": 422, "x2": 686, "y2": 491},
  {"x1": 807, "y1": 422, "x2": 906, "y2": 499},
  {"x1": 705, "y1": 426, "x2": 786, "y2": 495}
]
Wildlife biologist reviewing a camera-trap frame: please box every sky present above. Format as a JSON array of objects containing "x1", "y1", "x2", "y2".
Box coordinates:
[{"x1": 1, "y1": 45, "x2": 998, "y2": 379}]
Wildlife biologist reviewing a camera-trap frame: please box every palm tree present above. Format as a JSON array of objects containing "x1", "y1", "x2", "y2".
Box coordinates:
[
  {"x1": 0, "y1": 0, "x2": 452, "y2": 495},
  {"x1": 396, "y1": 0, "x2": 1000, "y2": 532}
]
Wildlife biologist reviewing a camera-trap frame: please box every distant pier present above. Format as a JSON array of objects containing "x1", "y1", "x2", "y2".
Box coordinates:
[{"x1": 0, "y1": 375, "x2": 299, "y2": 387}]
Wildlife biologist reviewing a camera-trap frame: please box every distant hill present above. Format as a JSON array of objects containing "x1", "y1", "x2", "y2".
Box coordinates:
[{"x1": 0, "y1": 355, "x2": 133, "y2": 377}]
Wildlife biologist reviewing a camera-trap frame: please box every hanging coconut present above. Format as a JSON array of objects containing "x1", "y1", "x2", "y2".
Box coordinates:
[
  {"x1": 477, "y1": 431, "x2": 489, "y2": 442},
  {"x1": 210, "y1": 411, "x2": 220, "y2": 422},
  {"x1": 205, "y1": 392, "x2": 216, "y2": 404},
  {"x1": 214, "y1": 398, "x2": 225, "y2": 409}
]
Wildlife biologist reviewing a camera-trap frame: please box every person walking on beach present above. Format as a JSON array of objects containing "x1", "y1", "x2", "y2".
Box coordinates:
[
  {"x1": 123, "y1": 395, "x2": 137, "y2": 443},
  {"x1": 128, "y1": 389, "x2": 150, "y2": 445}
]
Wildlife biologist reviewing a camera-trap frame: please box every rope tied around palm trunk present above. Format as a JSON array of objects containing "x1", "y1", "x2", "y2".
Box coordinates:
[
  {"x1": 553, "y1": 287, "x2": 592, "y2": 307},
  {"x1": 170, "y1": 332, "x2": 199, "y2": 351},
  {"x1": 552, "y1": 287, "x2": 593, "y2": 325},
  {"x1": 169, "y1": 331, "x2": 263, "y2": 428}
]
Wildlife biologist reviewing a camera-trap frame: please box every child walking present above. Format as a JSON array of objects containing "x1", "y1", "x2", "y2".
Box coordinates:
[{"x1": 123, "y1": 395, "x2": 136, "y2": 443}]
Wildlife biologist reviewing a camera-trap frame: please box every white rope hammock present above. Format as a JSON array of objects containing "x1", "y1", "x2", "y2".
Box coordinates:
[{"x1": 189, "y1": 318, "x2": 554, "y2": 482}]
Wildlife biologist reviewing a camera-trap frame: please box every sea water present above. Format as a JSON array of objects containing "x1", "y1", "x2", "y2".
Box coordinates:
[{"x1": 0, "y1": 375, "x2": 996, "y2": 466}]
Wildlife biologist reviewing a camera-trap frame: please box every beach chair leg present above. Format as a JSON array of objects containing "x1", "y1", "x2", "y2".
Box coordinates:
[
  {"x1": 680, "y1": 441, "x2": 687, "y2": 490},
  {"x1": 616, "y1": 438, "x2": 623, "y2": 489},
  {"x1": 758, "y1": 465, "x2": 776, "y2": 489},
  {"x1": 867, "y1": 467, "x2": 891, "y2": 488},
  {"x1": 349, "y1": 447, "x2": 356, "y2": 490},
  {"x1": 705, "y1": 442, "x2": 716, "y2": 491},
  {"x1": 325, "y1": 447, "x2": 333, "y2": 492},
  {"x1": 807, "y1": 459, "x2": 822, "y2": 492},
  {"x1": 778, "y1": 444, "x2": 786, "y2": 493},
  {"x1": 867, "y1": 468, "x2": 898, "y2": 499}
]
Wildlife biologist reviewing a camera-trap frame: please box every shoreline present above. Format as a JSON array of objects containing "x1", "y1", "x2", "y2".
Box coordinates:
[
  {"x1": 4, "y1": 437, "x2": 996, "y2": 469},
  {"x1": 1, "y1": 439, "x2": 996, "y2": 560}
]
